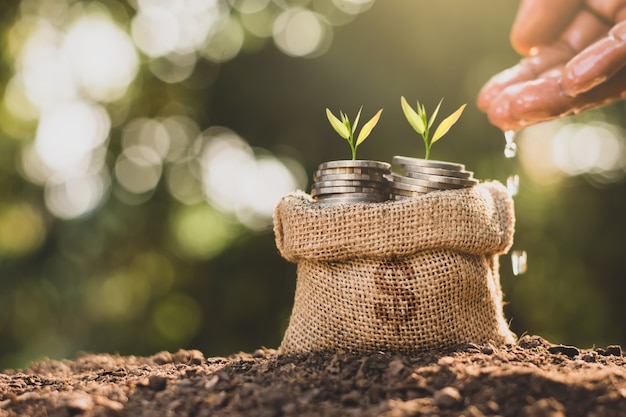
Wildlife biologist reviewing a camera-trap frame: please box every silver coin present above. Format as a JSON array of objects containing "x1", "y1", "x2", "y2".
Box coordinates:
[
  {"x1": 404, "y1": 171, "x2": 478, "y2": 185},
  {"x1": 389, "y1": 173, "x2": 464, "y2": 190},
  {"x1": 319, "y1": 160, "x2": 391, "y2": 170},
  {"x1": 391, "y1": 194, "x2": 421, "y2": 201},
  {"x1": 311, "y1": 185, "x2": 384, "y2": 196},
  {"x1": 394, "y1": 172, "x2": 477, "y2": 188},
  {"x1": 314, "y1": 172, "x2": 388, "y2": 183},
  {"x1": 313, "y1": 179, "x2": 388, "y2": 188},
  {"x1": 314, "y1": 194, "x2": 388, "y2": 204},
  {"x1": 315, "y1": 167, "x2": 391, "y2": 176},
  {"x1": 390, "y1": 187, "x2": 429, "y2": 197},
  {"x1": 392, "y1": 156, "x2": 465, "y2": 171},
  {"x1": 391, "y1": 181, "x2": 439, "y2": 193},
  {"x1": 315, "y1": 167, "x2": 389, "y2": 176},
  {"x1": 402, "y1": 166, "x2": 474, "y2": 178}
]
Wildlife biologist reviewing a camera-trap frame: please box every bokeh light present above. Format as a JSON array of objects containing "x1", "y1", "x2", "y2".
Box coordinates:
[
  {"x1": 130, "y1": 0, "x2": 222, "y2": 57},
  {"x1": 35, "y1": 101, "x2": 110, "y2": 176},
  {"x1": 44, "y1": 170, "x2": 110, "y2": 219},
  {"x1": 199, "y1": 127, "x2": 305, "y2": 230},
  {"x1": 272, "y1": 8, "x2": 331, "y2": 57},
  {"x1": 170, "y1": 203, "x2": 238, "y2": 260},
  {"x1": 4, "y1": 0, "x2": 359, "y2": 222},
  {"x1": 0, "y1": 203, "x2": 46, "y2": 259},
  {"x1": 518, "y1": 117, "x2": 626, "y2": 186},
  {"x1": 63, "y1": 14, "x2": 139, "y2": 102},
  {"x1": 201, "y1": 14, "x2": 246, "y2": 62},
  {"x1": 552, "y1": 122, "x2": 625, "y2": 182}
]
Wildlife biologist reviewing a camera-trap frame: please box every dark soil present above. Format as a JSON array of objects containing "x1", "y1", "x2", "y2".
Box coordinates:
[{"x1": 2, "y1": 336, "x2": 626, "y2": 417}]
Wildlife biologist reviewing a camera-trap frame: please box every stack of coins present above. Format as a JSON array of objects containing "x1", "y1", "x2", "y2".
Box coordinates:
[
  {"x1": 390, "y1": 156, "x2": 478, "y2": 200},
  {"x1": 310, "y1": 160, "x2": 391, "y2": 204}
]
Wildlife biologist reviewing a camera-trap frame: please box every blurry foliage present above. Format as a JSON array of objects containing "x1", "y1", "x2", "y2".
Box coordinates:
[{"x1": 1, "y1": 0, "x2": 626, "y2": 370}]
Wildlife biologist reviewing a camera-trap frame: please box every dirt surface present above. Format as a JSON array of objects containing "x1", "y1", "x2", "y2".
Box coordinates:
[{"x1": 1, "y1": 335, "x2": 626, "y2": 417}]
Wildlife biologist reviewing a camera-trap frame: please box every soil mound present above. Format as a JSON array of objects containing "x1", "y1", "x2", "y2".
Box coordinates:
[{"x1": 2, "y1": 336, "x2": 626, "y2": 417}]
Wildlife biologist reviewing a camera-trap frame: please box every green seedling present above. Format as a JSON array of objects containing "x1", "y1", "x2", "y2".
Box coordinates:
[
  {"x1": 326, "y1": 107, "x2": 383, "y2": 160},
  {"x1": 400, "y1": 96, "x2": 466, "y2": 160}
]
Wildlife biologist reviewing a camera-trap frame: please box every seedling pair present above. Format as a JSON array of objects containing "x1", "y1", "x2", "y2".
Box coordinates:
[{"x1": 326, "y1": 98, "x2": 466, "y2": 160}]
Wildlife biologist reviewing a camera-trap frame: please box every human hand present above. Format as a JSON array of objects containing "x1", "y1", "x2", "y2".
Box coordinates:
[{"x1": 477, "y1": 0, "x2": 626, "y2": 131}]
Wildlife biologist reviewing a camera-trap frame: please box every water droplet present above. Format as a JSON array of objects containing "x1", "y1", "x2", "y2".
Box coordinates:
[
  {"x1": 507, "y1": 174, "x2": 519, "y2": 196},
  {"x1": 504, "y1": 142, "x2": 517, "y2": 158},
  {"x1": 504, "y1": 130, "x2": 515, "y2": 144},
  {"x1": 511, "y1": 250, "x2": 527, "y2": 276}
]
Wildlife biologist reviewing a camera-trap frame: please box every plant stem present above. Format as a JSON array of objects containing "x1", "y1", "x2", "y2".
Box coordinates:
[{"x1": 422, "y1": 134, "x2": 430, "y2": 160}]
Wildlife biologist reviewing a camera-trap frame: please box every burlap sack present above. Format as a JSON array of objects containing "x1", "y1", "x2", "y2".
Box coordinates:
[{"x1": 273, "y1": 181, "x2": 516, "y2": 354}]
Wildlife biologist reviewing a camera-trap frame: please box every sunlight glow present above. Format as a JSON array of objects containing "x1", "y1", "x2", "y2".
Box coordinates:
[
  {"x1": 200, "y1": 127, "x2": 303, "y2": 229},
  {"x1": 331, "y1": 0, "x2": 376, "y2": 15},
  {"x1": 34, "y1": 101, "x2": 110, "y2": 177},
  {"x1": 44, "y1": 171, "x2": 110, "y2": 219},
  {"x1": 149, "y1": 52, "x2": 198, "y2": 84},
  {"x1": 518, "y1": 120, "x2": 626, "y2": 186},
  {"x1": 6, "y1": 0, "x2": 373, "y2": 222},
  {"x1": 273, "y1": 8, "x2": 330, "y2": 57},
  {"x1": 131, "y1": 7, "x2": 181, "y2": 57},
  {"x1": 0, "y1": 203, "x2": 45, "y2": 258},
  {"x1": 63, "y1": 15, "x2": 139, "y2": 102},
  {"x1": 517, "y1": 121, "x2": 567, "y2": 186},
  {"x1": 229, "y1": 0, "x2": 271, "y2": 14},
  {"x1": 115, "y1": 146, "x2": 163, "y2": 195},
  {"x1": 131, "y1": 0, "x2": 221, "y2": 57},
  {"x1": 552, "y1": 123, "x2": 624, "y2": 180},
  {"x1": 171, "y1": 204, "x2": 237, "y2": 259},
  {"x1": 18, "y1": 22, "x2": 76, "y2": 111},
  {"x1": 201, "y1": 15, "x2": 245, "y2": 62}
]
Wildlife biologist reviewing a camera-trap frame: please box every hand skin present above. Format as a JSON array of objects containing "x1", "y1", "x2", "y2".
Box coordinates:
[{"x1": 477, "y1": 0, "x2": 626, "y2": 131}]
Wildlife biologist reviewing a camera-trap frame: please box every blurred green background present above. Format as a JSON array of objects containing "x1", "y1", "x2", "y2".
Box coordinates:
[{"x1": 1, "y1": 0, "x2": 626, "y2": 369}]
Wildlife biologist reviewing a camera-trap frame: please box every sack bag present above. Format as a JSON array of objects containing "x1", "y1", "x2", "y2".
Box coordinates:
[{"x1": 273, "y1": 181, "x2": 516, "y2": 354}]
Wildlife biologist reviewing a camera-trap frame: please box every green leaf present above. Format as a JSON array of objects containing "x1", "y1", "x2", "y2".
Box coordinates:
[
  {"x1": 417, "y1": 101, "x2": 427, "y2": 132},
  {"x1": 352, "y1": 106, "x2": 363, "y2": 134},
  {"x1": 400, "y1": 97, "x2": 425, "y2": 135},
  {"x1": 356, "y1": 108, "x2": 383, "y2": 146},
  {"x1": 431, "y1": 103, "x2": 467, "y2": 144},
  {"x1": 428, "y1": 98, "x2": 443, "y2": 129},
  {"x1": 326, "y1": 108, "x2": 350, "y2": 139},
  {"x1": 340, "y1": 111, "x2": 351, "y2": 134}
]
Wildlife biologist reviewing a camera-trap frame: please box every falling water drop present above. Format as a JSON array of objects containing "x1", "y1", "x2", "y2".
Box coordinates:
[
  {"x1": 511, "y1": 250, "x2": 528, "y2": 276},
  {"x1": 507, "y1": 174, "x2": 519, "y2": 196},
  {"x1": 504, "y1": 142, "x2": 517, "y2": 158},
  {"x1": 504, "y1": 130, "x2": 525, "y2": 275},
  {"x1": 504, "y1": 130, "x2": 515, "y2": 144},
  {"x1": 503, "y1": 130, "x2": 517, "y2": 158}
]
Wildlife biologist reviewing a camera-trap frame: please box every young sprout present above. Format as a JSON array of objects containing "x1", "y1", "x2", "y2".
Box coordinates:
[
  {"x1": 326, "y1": 107, "x2": 383, "y2": 160},
  {"x1": 400, "y1": 96, "x2": 466, "y2": 160}
]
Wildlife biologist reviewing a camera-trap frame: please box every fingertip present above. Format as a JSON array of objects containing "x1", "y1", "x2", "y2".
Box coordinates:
[
  {"x1": 486, "y1": 93, "x2": 521, "y2": 131},
  {"x1": 476, "y1": 65, "x2": 536, "y2": 112},
  {"x1": 510, "y1": 0, "x2": 580, "y2": 56},
  {"x1": 562, "y1": 33, "x2": 626, "y2": 96},
  {"x1": 560, "y1": 67, "x2": 587, "y2": 96},
  {"x1": 476, "y1": 85, "x2": 497, "y2": 112}
]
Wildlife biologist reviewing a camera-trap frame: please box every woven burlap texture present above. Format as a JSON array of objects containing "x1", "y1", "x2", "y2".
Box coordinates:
[{"x1": 274, "y1": 181, "x2": 516, "y2": 354}]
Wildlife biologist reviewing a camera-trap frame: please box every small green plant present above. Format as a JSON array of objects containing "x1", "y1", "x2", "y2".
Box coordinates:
[
  {"x1": 326, "y1": 107, "x2": 383, "y2": 160},
  {"x1": 400, "y1": 96, "x2": 466, "y2": 160}
]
